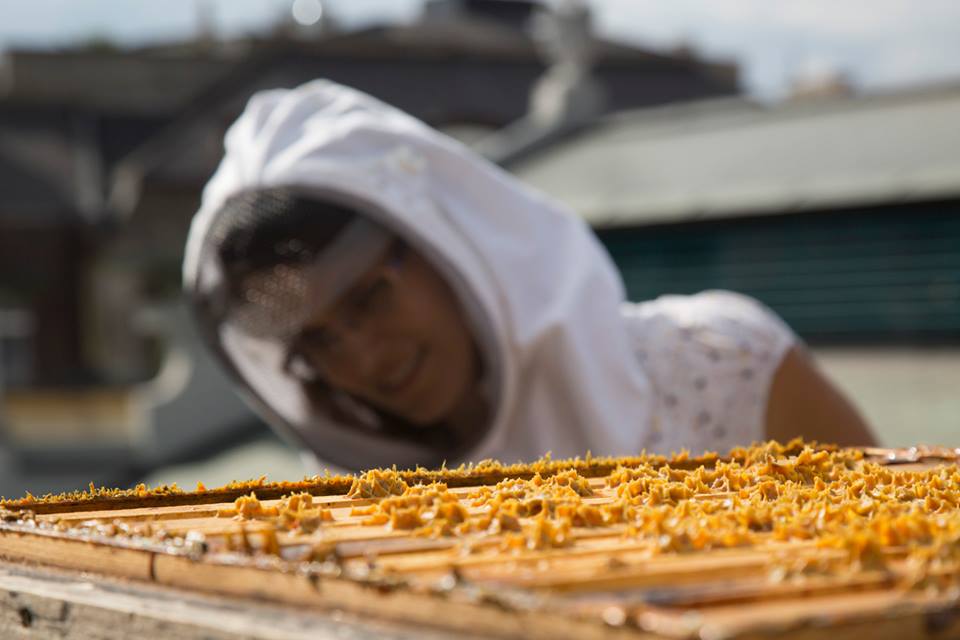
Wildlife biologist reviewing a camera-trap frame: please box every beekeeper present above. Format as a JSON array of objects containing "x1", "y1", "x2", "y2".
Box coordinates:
[{"x1": 183, "y1": 80, "x2": 875, "y2": 472}]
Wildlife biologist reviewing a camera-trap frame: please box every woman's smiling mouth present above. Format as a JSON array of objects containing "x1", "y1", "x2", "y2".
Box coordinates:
[{"x1": 378, "y1": 346, "x2": 427, "y2": 395}]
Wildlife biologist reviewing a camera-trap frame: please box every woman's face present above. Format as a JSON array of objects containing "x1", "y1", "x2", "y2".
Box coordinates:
[{"x1": 286, "y1": 243, "x2": 480, "y2": 426}]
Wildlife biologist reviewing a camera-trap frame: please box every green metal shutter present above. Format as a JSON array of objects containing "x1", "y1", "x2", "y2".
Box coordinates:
[{"x1": 597, "y1": 201, "x2": 960, "y2": 342}]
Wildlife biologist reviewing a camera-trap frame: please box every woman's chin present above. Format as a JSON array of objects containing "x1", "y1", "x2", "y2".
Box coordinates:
[
  {"x1": 380, "y1": 349, "x2": 479, "y2": 428},
  {"x1": 402, "y1": 400, "x2": 450, "y2": 428},
  {"x1": 399, "y1": 385, "x2": 465, "y2": 427}
]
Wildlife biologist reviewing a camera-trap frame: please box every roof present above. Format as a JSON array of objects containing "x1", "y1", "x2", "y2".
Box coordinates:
[
  {"x1": 0, "y1": 50, "x2": 231, "y2": 116},
  {"x1": 510, "y1": 83, "x2": 960, "y2": 227},
  {"x1": 0, "y1": 22, "x2": 732, "y2": 116}
]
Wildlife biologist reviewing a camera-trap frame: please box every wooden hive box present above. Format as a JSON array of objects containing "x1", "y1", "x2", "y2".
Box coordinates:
[{"x1": 1, "y1": 441, "x2": 959, "y2": 639}]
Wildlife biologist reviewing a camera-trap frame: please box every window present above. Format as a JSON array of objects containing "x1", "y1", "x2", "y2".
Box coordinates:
[{"x1": 0, "y1": 308, "x2": 35, "y2": 388}]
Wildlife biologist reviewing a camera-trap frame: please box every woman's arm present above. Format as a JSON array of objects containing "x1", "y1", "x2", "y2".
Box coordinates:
[{"x1": 765, "y1": 345, "x2": 877, "y2": 447}]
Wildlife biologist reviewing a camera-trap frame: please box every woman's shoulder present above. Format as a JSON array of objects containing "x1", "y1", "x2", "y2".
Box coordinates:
[{"x1": 621, "y1": 290, "x2": 795, "y2": 353}]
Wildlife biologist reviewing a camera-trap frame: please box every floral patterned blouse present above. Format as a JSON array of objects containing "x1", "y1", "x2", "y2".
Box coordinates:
[{"x1": 622, "y1": 290, "x2": 797, "y2": 455}]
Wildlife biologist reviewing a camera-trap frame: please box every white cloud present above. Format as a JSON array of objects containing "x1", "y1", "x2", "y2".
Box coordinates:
[
  {"x1": 591, "y1": 0, "x2": 960, "y2": 99},
  {"x1": 0, "y1": 0, "x2": 418, "y2": 49}
]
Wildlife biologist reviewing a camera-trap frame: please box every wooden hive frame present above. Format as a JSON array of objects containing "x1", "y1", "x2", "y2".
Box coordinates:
[{"x1": 1, "y1": 441, "x2": 959, "y2": 639}]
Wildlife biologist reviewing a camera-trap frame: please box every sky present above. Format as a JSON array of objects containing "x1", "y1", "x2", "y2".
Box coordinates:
[{"x1": 1, "y1": 0, "x2": 959, "y2": 101}]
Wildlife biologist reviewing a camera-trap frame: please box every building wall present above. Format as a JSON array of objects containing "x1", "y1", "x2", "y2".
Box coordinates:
[
  {"x1": 598, "y1": 199, "x2": 960, "y2": 343},
  {"x1": 814, "y1": 346, "x2": 960, "y2": 447}
]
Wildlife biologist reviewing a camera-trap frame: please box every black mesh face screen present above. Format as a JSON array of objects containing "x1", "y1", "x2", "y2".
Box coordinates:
[
  {"x1": 198, "y1": 188, "x2": 356, "y2": 340},
  {"x1": 208, "y1": 188, "x2": 356, "y2": 287}
]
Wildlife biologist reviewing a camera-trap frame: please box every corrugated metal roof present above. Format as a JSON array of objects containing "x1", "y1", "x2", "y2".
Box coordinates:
[{"x1": 511, "y1": 84, "x2": 960, "y2": 227}]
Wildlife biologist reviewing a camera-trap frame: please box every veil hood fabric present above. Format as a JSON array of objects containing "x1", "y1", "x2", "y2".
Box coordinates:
[{"x1": 184, "y1": 80, "x2": 653, "y2": 471}]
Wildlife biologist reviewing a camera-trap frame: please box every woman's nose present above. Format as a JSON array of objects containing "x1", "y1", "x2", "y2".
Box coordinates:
[{"x1": 335, "y1": 330, "x2": 384, "y2": 382}]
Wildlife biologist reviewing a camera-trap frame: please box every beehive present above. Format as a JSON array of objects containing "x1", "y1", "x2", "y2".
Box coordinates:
[{"x1": 1, "y1": 439, "x2": 959, "y2": 639}]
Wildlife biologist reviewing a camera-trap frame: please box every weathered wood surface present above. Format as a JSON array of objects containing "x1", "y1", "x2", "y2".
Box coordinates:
[{"x1": 0, "y1": 560, "x2": 483, "y2": 640}]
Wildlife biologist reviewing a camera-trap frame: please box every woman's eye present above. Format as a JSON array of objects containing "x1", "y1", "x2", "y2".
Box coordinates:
[
  {"x1": 301, "y1": 329, "x2": 340, "y2": 353},
  {"x1": 356, "y1": 277, "x2": 392, "y2": 313}
]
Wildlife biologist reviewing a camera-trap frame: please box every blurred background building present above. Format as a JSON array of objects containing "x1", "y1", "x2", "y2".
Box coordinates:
[{"x1": 0, "y1": 0, "x2": 957, "y2": 497}]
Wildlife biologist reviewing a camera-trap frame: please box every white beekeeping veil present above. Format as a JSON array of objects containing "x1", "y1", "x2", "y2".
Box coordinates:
[{"x1": 183, "y1": 80, "x2": 652, "y2": 470}]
